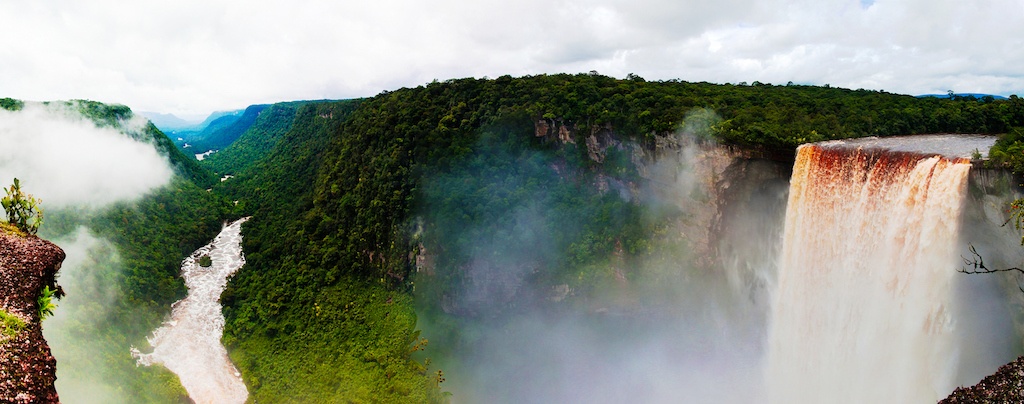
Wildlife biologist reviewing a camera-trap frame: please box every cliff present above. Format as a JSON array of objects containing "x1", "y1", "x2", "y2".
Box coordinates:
[
  {"x1": 941, "y1": 356, "x2": 1024, "y2": 403},
  {"x1": 0, "y1": 229, "x2": 64, "y2": 403}
]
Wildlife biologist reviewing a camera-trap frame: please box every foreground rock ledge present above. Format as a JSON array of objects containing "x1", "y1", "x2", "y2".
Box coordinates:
[
  {"x1": 941, "y1": 356, "x2": 1024, "y2": 403},
  {"x1": 0, "y1": 230, "x2": 64, "y2": 404}
]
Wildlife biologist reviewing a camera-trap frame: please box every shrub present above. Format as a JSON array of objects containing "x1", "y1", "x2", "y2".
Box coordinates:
[
  {"x1": 38, "y1": 286, "x2": 57, "y2": 320},
  {"x1": 1, "y1": 178, "x2": 44, "y2": 235}
]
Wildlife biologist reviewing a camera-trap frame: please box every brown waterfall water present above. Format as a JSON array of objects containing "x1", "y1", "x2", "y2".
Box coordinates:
[{"x1": 766, "y1": 135, "x2": 995, "y2": 402}]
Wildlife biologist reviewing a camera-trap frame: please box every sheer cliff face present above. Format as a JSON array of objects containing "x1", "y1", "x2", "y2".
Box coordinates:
[{"x1": 0, "y1": 231, "x2": 64, "y2": 404}]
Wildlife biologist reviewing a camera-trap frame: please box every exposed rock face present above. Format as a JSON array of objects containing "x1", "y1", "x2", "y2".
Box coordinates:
[
  {"x1": 534, "y1": 118, "x2": 575, "y2": 145},
  {"x1": 0, "y1": 231, "x2": 64, "y2": 404},
  {"x1": 941, "y1": 356, "x2": 1024, "y2": 403}
]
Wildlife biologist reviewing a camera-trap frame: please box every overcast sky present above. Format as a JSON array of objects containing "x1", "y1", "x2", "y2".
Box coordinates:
[{"x1": 1, "y1": 0, "x2": 1022, "y2": 119}]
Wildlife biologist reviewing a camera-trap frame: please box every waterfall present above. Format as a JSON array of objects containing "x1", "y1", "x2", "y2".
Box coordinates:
[{"x1": 766, "y1": 138, "x2": 978, "y2": 402}]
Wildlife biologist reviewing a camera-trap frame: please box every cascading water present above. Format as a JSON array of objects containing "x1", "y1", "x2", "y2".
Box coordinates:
[
  {"x1": 766, "y1": 135, "x2": 1000, "y2": 403},
  {"x1": 131, "y1": 217, "x2": 250, "y2": 404}
]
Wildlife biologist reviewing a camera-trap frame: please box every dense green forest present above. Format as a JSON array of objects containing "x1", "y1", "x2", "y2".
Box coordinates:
[
  {"x1": 184, "y1": 104, "x2": 269, "y2": 153},
  {"x1": 206, "y1": 74, "x2": 1024, "y2": 402},
  {"x1": 201, "y1": 101, "x2": 313, "y2": 175},
  {"x1": 6, "y1": 74, "x2": 1024, "y2": 403},
  {"x1": 216, "y1": 100, "x2": 449, "y2": 402}
]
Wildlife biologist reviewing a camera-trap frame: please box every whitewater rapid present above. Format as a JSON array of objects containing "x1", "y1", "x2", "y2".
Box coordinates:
[{"x1": 131, "y1": 217, "x2": 250, "y2": 404}]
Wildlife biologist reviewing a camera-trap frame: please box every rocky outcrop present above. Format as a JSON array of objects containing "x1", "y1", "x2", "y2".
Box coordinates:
[
  {"x1": 534, "y1": 118, "x2": 576, "y2": 145},
  {"x1": 0, "y1": 230, "x2": 64, "y2": 403},
  {"x1": 941, "y1": 356, "x2": 1024, "y2": 403}
]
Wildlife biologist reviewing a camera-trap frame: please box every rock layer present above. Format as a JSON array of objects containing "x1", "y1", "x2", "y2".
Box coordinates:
[{"x1": 0, "y1": 230, "x2": 64, "y2": 403}]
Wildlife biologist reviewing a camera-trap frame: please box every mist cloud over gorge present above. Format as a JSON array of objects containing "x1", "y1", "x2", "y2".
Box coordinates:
[
  {"x1": 0, "y1": 103, "x2": 174, "y2": 404},
  {"x1": 0, "y1": 103, "x2": 173, "y2": 210},
  {"x1": 418, "y1": 119, "x2": 774, "y2": 403},
  {"x1": 43, "y1": 228, "x2": 128, "y2": 404}
]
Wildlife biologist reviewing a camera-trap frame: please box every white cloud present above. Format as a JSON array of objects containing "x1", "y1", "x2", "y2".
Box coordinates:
[
  {"x1": 0, "y1": 0, "x2": 1021, "y2": 117},
  {"x1": 0, "y1": 104, "x2": 174, "y2": 209}
]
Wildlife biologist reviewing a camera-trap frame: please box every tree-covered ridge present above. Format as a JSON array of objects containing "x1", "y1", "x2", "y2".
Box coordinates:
[
  {"x1": 55, "y1": 99, "x2": 216, "y2": 187},
  {"x1": 186, "y1": 104, "x2": 269, "y2": 153},
  {"x1": 0, "y1": 98, "x2": 24, "y2": 111},
  {"x1": 219, "y1": 100, "x2": 449, "y2": 402},
  {"x1": 200, "y1": 100, "x2": 319, "y2": 175},
  {"x1": 304, "y1": 73, "x2": 1024, "y2": 285},
  {"x1": 214, "y1": 73, "x2": 1024, "y2": 402}
]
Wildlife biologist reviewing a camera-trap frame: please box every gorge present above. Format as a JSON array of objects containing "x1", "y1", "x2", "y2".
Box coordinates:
[{"x1": 4, "y1": 76, "x2": 1024, "y2": 402}]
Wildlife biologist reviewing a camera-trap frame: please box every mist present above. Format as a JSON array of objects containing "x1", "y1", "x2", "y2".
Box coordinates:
[
  {"x1": 43, "y1": 228, "x2": 128, "y2": 404},
  {"x1": 0, "y1": 103, "x2": 173, "y2": 210},
  {"x1": 415, "y1": 122, "x2": 1023, "y2": 402},
  {"x1": 416, "y1": 117, "x2": 788, "y2": 403},
  {"x1": 0, "y1": 102, "x2": 176, "y2": 403}
]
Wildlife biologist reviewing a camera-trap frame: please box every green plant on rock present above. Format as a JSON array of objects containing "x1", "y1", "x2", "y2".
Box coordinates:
[
  {"x1": 0, "y1": 308, "x2": 26, "y2": 343},
  {"x1": 38, "y1": 286, "x2": 57, "y2": 320},
  {"x1": 199, "y1": 254, "x2": 213, "y2": 267},
  {"x1": 2, "y1": 178, "x2": 44, "y2": 235}
]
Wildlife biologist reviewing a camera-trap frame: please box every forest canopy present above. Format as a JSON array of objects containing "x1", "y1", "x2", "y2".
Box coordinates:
[{"x1": 211, "y1": 74, "x2": 1024, "y2": 402}]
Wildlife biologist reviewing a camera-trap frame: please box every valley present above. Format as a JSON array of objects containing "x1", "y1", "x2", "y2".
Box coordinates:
[{"x1": 3, "y1": 74, "x2": 1024, "y2": 402}]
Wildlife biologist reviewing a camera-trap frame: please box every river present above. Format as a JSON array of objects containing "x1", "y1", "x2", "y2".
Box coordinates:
[{"x1": 131, "y1": 217, "x2": 250, "y2": 404}]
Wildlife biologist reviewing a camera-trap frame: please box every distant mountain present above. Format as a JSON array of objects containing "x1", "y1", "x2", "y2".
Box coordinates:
[
  {"x1": 158, "y1": 109, "x2": 246, "y2": 147},
  {"x1": 143, "y1": 109, "x2": 245, "y2": 134},
  {"x1": 917, "y1": 93, "x2": 1009, "y2": 100},
  {"x1": 200, "y1": 100, "x2": 327, "y2": 175},
  {"x1": 139, "y1": 111, "x2": 197, "y2": 131},
  {"x1": 185, "y1": 104, "x2": 268, "y2": 153},
  {"x1": 194, "y1": 110, "x2": 245, "y2": 134}
]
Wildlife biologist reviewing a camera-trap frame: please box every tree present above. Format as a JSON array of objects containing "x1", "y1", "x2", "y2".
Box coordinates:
[
  {"x1": 1, "y1": 178, "x2": 44, "y2": 235},
  {"x1": 960, "y1": 199, "x2": 1024, "y2": 291},
  {"x1": 960, "y1": 244, "x2": 1024, "y2": 292}
]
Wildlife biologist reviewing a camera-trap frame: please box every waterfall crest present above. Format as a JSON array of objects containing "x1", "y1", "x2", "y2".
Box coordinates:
[{"x1": 767, "y1": 142, "x2": 973, "y2": 402}]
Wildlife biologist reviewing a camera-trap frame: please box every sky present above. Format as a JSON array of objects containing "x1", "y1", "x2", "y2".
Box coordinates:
[{"x1": 1, "y1": 0, "x2": 1022, "y2": 120}]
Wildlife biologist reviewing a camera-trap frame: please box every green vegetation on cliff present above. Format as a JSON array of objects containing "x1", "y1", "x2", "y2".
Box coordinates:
[
  {"x1": 24, "y1": 101, "x2": 234, "y2": 402},
  {"x1": 213, "y1": 74, "x2": 1024, "y2": 403},
  {"x1": 220, "y1": 100, "x2": 449, "y2": 402},
  {"x1": 2, "y1": 178, "x2": 44, "y2": 235},
  {"x1": 200, "y1": 101, "x2": 313, "y2": 175},
  {"x1": 0, "y1": 309, "x2": 25, "y2": 344},
  {"x1": 9, "y1": 74, "x2": 1023, "y2": 403}
]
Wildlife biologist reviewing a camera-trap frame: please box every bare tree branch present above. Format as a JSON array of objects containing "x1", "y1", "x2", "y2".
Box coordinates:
[{"x1": 960, "y1": 243, "x2": 1024, "y2": 293}]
